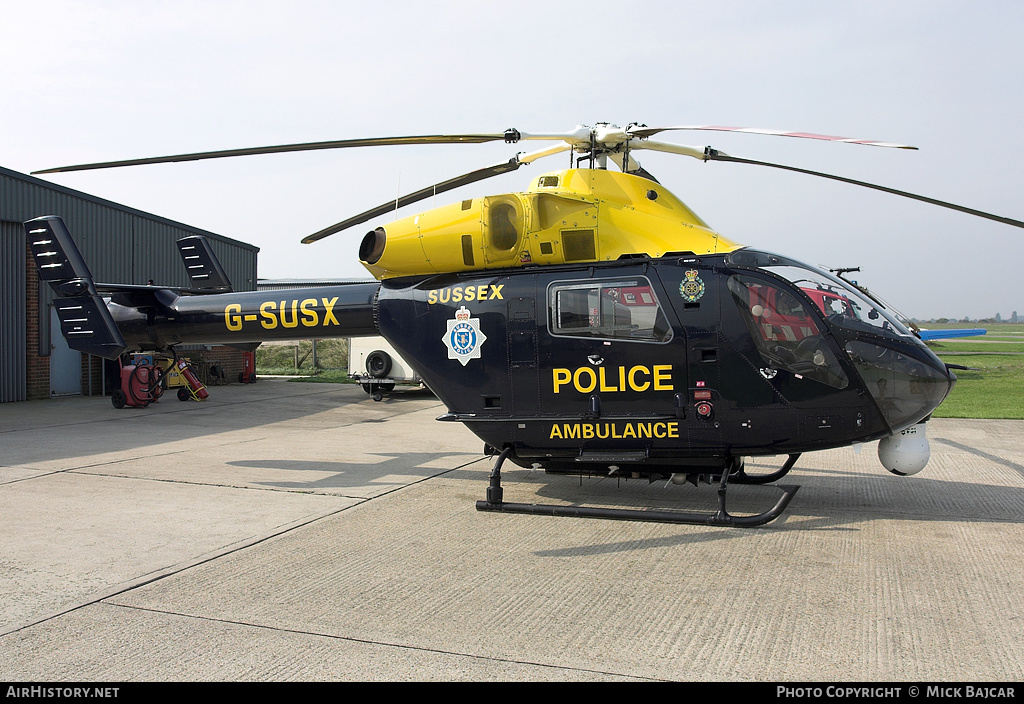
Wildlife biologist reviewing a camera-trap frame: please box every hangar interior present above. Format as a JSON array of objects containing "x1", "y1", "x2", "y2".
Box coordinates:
[{"x1": 1, "y1": 166, "x2": 260, "y2": 403}]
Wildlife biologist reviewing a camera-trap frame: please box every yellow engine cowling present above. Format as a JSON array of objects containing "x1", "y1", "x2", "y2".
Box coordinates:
[{"x1": 358, "y1": 169, "x2": 742, "y2": 279}]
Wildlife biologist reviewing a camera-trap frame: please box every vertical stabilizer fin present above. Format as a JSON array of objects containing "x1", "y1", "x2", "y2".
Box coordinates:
[
  {"x1": 27, "y1": 215, "x2": 97, "y2": 288},
  {"x1": 176, "y1": 235, "x2": 233, "y2": 291},
  {"x1": 24, "y1": 216, "x2": 127, "y2": 359}
]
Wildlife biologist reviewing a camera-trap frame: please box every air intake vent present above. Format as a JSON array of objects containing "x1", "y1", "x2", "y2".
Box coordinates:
[{"x1": 561, "y1": 229, "x2": 596, "y2": 262}]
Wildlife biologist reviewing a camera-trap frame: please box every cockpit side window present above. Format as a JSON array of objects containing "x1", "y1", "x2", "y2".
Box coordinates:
[
  {"x1": 728, "y1": 249, "x2": 913, "y2": 338},
  {"x1": 728, "y1": 274, "x2": 848, "y2": 388},
  {"x1": 548, "y1": 277, "x2": 672, "y2": 343}
]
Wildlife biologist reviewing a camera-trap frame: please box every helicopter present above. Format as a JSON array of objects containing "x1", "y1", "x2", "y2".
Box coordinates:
[{"x1": 26, "y1": 122, "x2": 1024, "y2": 527}]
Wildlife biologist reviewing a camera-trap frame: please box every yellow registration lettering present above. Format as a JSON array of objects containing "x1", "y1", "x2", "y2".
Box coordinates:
[
  {"x1": 260, "y1": 301, "x2": 278, "y2": 329},
  {"x1": 427, "y1": 290, "x2": 438, "y2": 305},
  {"x1": 452, "y1": 287, "x2": 463, "y2": 303},
  {"x1": 300, "y1": 299, "x2": 319, "y2": 327},
  {"x1": 280, "y1": 300, "x2": 299, "y2": 328},
  {"x1": 489, "y1": 284, "x2": 504, "y2": 299},
  {"x1": 321, "y1": 297, "x2": 339, "y2": 326},
  {"x1": 225, "y1": 303, "x2": 242, "y2": 332}
]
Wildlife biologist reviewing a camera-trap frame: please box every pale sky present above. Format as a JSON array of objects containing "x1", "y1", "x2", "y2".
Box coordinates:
[{"x1": 3, "y1": 0, "x2": 1022, "y2": 320}]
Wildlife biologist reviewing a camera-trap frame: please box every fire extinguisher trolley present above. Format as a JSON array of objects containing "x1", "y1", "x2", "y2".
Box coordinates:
[
  {"x1": 111, "y1": 355, "x2": 163, "y2": 408},
  {"x1": 174, "y1": 357, "x2": 209, "y2": 402}
]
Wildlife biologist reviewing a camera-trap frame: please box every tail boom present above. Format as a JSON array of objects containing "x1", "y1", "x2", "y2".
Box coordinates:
[
  {"x1": 26, "y1": 215, "x2": 380, "y2": 357},
  {"x1": 121, "y1": 285, "x2": 381, "y2": 351}
]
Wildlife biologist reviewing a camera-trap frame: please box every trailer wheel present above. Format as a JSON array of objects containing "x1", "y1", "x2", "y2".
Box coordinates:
[
  {"x1": 111, "y1": 390, "x2": 126, "y2": 409},
  {"x1": 366, "y1": 350, "x2": 392, "y2": 378}
]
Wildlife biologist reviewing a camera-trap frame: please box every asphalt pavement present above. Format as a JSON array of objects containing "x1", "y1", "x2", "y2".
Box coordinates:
[{"x1": 1, "y1": 379, "x2": 1022, "y2": 681}]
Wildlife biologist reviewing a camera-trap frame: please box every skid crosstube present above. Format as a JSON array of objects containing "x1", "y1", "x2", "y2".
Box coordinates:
[{"x1": 475, "y1": 449, "x2": 801, "y2": 527}]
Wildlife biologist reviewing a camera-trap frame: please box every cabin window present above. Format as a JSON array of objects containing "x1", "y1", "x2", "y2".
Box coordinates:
[{"x1": 548, "y1": 277, "x2": 672, "y2": 343}]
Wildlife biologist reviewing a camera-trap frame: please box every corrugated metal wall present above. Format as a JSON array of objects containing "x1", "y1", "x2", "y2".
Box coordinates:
[
  {"x1": 1, "y1": 220, "x2": 26, "y2": 401},
  {"x1": 2, "y1": 166, "x2": 258, "y2": 288},
  {"x1": 1, "y1": 165, "x2": 260, "y2": 401}
]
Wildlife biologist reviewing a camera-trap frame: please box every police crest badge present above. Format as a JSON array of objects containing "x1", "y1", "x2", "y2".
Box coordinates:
[
  {"x1": 679, "y1": 269, "x2": 706, "y2": 303},
  {"x1": 443, "y1": 305, "x2": 487, "y2": 366}
]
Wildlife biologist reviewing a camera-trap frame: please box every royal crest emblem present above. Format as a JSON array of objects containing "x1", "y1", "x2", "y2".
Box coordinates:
[
  {"x1": 679, "y1": 269, "x2": 706, "y2": 303},
  {"x1": 443, "y1": 306, "x2": 487, "y2": 366}
]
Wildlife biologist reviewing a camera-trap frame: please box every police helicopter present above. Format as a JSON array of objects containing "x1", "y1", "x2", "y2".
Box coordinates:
[{"x1": 26, "y1": 123, "x2": 1024, "y2": 526}]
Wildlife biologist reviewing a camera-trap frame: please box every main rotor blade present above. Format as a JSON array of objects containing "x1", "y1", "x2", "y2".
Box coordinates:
[
  {"x1": 627, "y1": 125, "x2": 917, "y2": 150},
  {"x1": 301, "y1": 142, "x2": 572, "y2": 244},
  {"x1": 627, "y1": 140, "x2": 710, "y2": 160},
  {"x1": 301, "y1": 158, "x2": 522, "y2": 244},
  {"x1": 32, "y1": 133, "x2": 513, "y2": 174},
  {"x1": 704, "y1": 150, "x2": 1024, "y2": 229}
]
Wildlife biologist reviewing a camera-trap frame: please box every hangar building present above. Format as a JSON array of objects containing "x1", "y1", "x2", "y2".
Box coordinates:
[{"x1": 1, "y1": 166, "x2": 259, "y2": 403}]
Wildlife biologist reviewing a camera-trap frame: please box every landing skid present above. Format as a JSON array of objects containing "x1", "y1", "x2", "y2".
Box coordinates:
[
  {"x1": 476, "y1": 450, "x2": 800, "y2": 527},
  {"x1": 732, "y1": 453, "x2": 801, "y2": 485}
]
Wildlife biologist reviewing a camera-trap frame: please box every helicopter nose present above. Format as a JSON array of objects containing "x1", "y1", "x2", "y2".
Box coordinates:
[{"x1": 844, "y1": 340, "x2": 955, "y2": 433}]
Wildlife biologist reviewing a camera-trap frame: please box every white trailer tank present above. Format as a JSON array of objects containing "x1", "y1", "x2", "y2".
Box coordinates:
[{"x1": 348, "y1": 336, "x2": 423, "y2": 400}]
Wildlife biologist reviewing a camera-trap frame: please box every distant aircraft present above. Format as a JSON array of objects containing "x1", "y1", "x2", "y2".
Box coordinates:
[{"x1": 917, "y1": 328, "x2": 987, "y2": 341}]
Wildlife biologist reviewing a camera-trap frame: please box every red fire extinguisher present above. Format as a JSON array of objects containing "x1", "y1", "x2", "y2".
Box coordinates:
[
  {"x1": 175, "y1": 359, "x2": 209, "y2": 401},
  {"x1": 239, "y1": 351, "x2": 256, "y2": 383}
]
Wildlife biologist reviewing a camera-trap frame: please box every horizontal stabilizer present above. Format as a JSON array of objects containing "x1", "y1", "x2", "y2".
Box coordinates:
[
  {"x1": 177, "y1": 236, "x2": 233, "y2": 291},
  {"x1": 52, "y1": 296, "x2": 127, "y2": 359}
]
